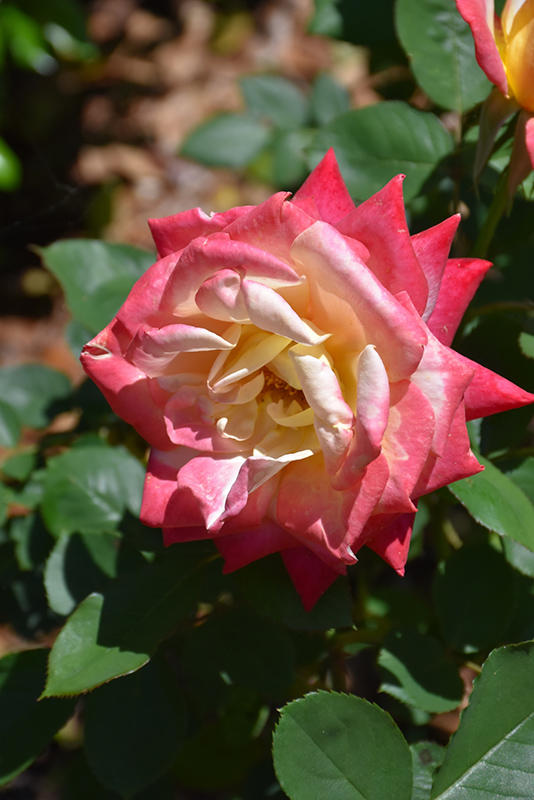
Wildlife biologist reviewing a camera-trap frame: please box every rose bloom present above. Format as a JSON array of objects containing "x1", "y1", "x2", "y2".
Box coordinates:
[
  {"x1": 81, "y1": 151, "x2": 533, "y2": 610},
  {"x1": 457, "y1": 0, "x2": 534, "y2": 181}
]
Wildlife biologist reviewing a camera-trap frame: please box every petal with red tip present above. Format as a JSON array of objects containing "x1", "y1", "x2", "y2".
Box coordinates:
[
  {"x1": 411, "y1": 215, "x2": 460, "y2": 321},
  {"x1": 364, "y1": 512, "x2": 415, "y2": 574},
  {"x1": 337, "y1": 175, "x2": 428, "y2": 315},
  {"x1": 427, "y1": 258, "x2": 492, "y2": 346},
  {"x1": 281, "y1": 546, "x2": 342, "y2": 611},
  {"x1": 292, "y1": 148, "x2": 356, "y2": 224},
  {"x1": 412, "y1": 403, "x2": 483, "y2": 497},
  {"x1": 460, "y1": 356, "x2": 534, "y2": 419},
  {"x1": 456, "y1": 0, "x2": 509, "y2": 95},
  {"x1": 291, "y1": 222, "x2": 427, "y2": 381},
  {"x1": 148, "y1": 205, "x2": 253, "y2": 258},
  {"x1": 81, "y1": 322, "x2": 171, "y2": 451},
  {"x1": 216, "y1": 523, "x2": 297, "y2": 572}
]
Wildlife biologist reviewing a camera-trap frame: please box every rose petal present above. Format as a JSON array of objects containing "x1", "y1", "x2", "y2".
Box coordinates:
[
  {"x1": 427, "y1": 258, "x2": 491, "y2": 346},
  {"x1": 396, "y1": 291, "x2": 476, "y2": 455},
  {"x1": 364, "y1": 512, "x2": 416, "y2": 574},
  {"x1": 292, "y1": 148, "x2": 356, "y2": 225},
  {"x1": 411, "y1": 214, "x2": 460, "y2": 321},
  {"x1": 174, "y1": 454, "x2": 246, "y2": 531},
  {"x1": 141, "y1": 447, "x2": 200, "y2": 528},
  {"x1": 413, "y1": 402, "x2": 483, "y2": 497},
  {"x1": 332, "y1": 346, "x2": 390, "y2": 490},
  {"x1": 289, "y1": 349, "x2": 354, "y2": 474},
  {"x1": 456, "y1": 0, "x2": 509, "y2": 95},
  {"x1": 161, "y1": 233, "x2": 303, "y2": 318},
  {"x1": 461, "y1": 357, "x2": 534, "y2": 419},
  {"x1": 149, "y1": 205, "x2": 253, "y2": 258},
  {"x1": 291, "y1": 222, "x2": 427, "y2": 381},
  {"x1": 241, "y1": 278, "x2": 330, "y2": 345},
  {"x1": 216, "y1": 523, "x2": 297, "y2": 572},
  {"x1": 337, "y1": 175, "x2": 429, "y2": 315},
  {"x1": 195, "y1": 268, "x2": 249, "y2": 322},
  {"x1": 526, "y1": 114, "x2": 534, "y2": 168},
  {"x1": 377, "y1": 381, "x2": 435, "y2": 514},
  {"x1": 81, "y1": 323, "x2": 171, "y2": 451},
  {"x1": 276, "y1": 452, "x2": 389, "y2": 568},
  {"x1": 126, "y1": 323, "x2": 235, "y2": 378},
  {"x1": 281, "y1": 546, "x2": 342, "y2": 611}
]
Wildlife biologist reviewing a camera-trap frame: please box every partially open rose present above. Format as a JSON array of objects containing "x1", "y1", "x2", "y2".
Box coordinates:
[
  {"x1": 457, "y1": 0, "x2": 534, "y2": 184},
  {"x1": 81, "y1": 151, "x2": 533, "y2": 609}
]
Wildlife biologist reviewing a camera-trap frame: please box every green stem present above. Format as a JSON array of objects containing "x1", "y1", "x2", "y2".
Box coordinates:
[{"x1": 472, "y1": 168, "x2": 509, "y2": 259}]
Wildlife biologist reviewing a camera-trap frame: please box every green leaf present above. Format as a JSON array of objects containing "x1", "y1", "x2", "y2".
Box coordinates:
[
  {"x1": 395, "y1": 0, "x2": 490, "y2": 112},
  {"x1": 502, "y1": 538, "x2": 534, "y2": 578},
  {"x1": 411, "y1": 742, "x2": 444, "y2": 800},
  {"x1": 519, "y1": 331, "x2": 534, "y2": 359},
  {"x1": 0, "y1": 136, "x2": 21, "y2": 192},
  {"x1": 273, "y1": 691, "x2": 413, "y2": 800},
  {"x1": 433, "y1": 543, "x2": 516, "y2": 653},
  {"x1": 309, "y1": 102, "x2": 453, "y2": 201},
  {"x1": 1, "y1": 450, "x2": 36, "y2": 481},
  {"x1": 41, "y1": 445, "x2": 145, "y2": 537},
  {"x1": 379, "y1": 628, "x2": 464, "y2": 713},
  {"x1": 0, "y1": 5, "x2": 55, "y2": 73},
  {"x1": 235, "y1": 553, "x2": 353, "y2": 631},
  {"x1": 0, "y1": 650, "x2": 75, "y2": 785},
  {"x1": 270, "y1": 128, "x2": 315, "y2": 188},
  {"x1": 506, "y1": 457, "x2": 534, "y2": 504},
  {"x1": 449, "y1": 455, "x2": 534, "y2": 552},
  {"x1": 241, "y1": 74, "x2": 309, "y2": 129},
  {"x1": 183, "y1": 607, "x2": 295, "y2": 701},
  {"x1": 40, "y1": 239, "x2": 154, "y2": 333},
  {"x1": 0, "y1": 400, "x2": 21, "y2": 447},
  {"x1": 10, "y1": 513, "x2": 54, "y2": 571},
  {"x1": 44, "y1": 531, "x2": 144, "y2": 616},
  {"x1": 311, "y1": 72, "x2": 350, "y2": 125},
  {"x1": 308, "y1": 0, "x2": 343, "y2": 36},
  {"x1": 181, "y1": 113, "x2": 271, "y2": 168},
  {"x1": 42, "y1": 550, "x2": 205, "y2": 696},
  {"x1": 84, "y1": 658, "x2": 186, "y2": 798},
  {"x1": 0, "y1": 364, "x2": 71, "y2": 429},
  {"x1": 431, "y1": 641, "x2": 534, "y2": 798}
]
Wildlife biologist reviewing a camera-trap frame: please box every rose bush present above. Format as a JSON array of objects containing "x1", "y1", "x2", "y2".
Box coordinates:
[
  {"x1": 457, "y1": 0, "x2": 534, "y2": 184},
  {"x1": 81, "y1": 150, "x2": 533, "y2": 609}
]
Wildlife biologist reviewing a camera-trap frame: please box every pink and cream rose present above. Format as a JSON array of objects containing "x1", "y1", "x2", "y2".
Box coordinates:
[
  {"x1": 457, "y1": 0, "x2": 534, "y2": 183},
  {"x1": 81, "y1": 151, "x2": 533, "y2": 609}
]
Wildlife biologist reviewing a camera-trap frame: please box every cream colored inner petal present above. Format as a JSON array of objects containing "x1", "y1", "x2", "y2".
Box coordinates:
[
  {"x1": 268, "y1": 348, "x2": 302, "y2": 390},
  {"x1": 216, "y1": 399, "x2": 259, "y2": 441},
  {"x1": 253, "y1": 425, "x2": 318, "y2": 460},
  {"x1": 267, "y1": 400, "x2": 315, "y2": 428},
  {"x1": 211, "y1": 331, "x2": 291, "y2": 390}
]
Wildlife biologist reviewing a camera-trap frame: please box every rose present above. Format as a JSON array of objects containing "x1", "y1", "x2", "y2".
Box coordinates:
[
  {"x1": 457, "y1": 0, "x2": 534, "y2": 184},
  {"x1": 81, "y1": 150, "x2": 533, "y2": 610}
]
